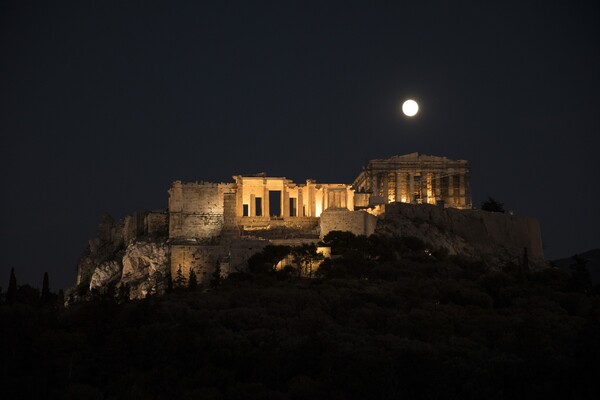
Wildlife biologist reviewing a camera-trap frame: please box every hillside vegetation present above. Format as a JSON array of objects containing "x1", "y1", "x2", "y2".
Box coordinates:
[{"x1": 2, "y1": 233, "x2": 599, "y2": 400}]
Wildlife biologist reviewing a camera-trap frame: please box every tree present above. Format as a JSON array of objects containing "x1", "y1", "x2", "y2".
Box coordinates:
[
  {"x1": 247, "y1": 245, "x2": 291, "y2": 274},
  {"x1": 481, "y1": 196, "x2": 505, "y2": 213},
  {"x1": 174, "y1": 265, "x2": 186, "y2": 288},
  {"x1": 16, "y1": 284, "x2": 40, "y2": 305},
  {"x1": 292, "y1": 244, "x2": 325, "y2": 278},
  {"x1": 188, "y1": 268, "x2": 198, "y2": 291},
  {"x1": 570, "y1": 255, "x2": 592, "y2": 293},
  {"x1": 166, "y1": 274, "x2": 173, "y2": 294},
  {"x1": 57, "y1": 289, "x2": 65, "y2": 309},
  {"x1": 6, "y1": 268, "x2": 17, "y2": 305},
  {"x1": 211, "y1": 262, "x2": 222, "y2": 288},
  {"x1": 40, "y1": 272, "x2": 52, "y2": 305},
  {"x1": 118, "y1": 283, "x2": 130, "y2": 302}
]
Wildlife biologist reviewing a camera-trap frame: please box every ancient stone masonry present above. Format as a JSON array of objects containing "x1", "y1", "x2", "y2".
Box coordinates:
[
  {"x1": 168, "y1": 181, "x2": 236, "y2": 240},
  {"x1": 72, "y1": 153, "x2": 546, "y2": 301},
  {"x1": 353, "y1": 152, "x2": 472, "y2": 209}
]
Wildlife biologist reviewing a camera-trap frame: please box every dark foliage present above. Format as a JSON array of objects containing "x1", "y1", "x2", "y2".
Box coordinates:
[
  {"x1": 40, "y1": 272, "x2": 54, "y2": 306},
  {"x1": 211, "y1": 262, "x2": 222, "y2": 288},
  {"x1": 2, "y1": 235, "x2": 599, "y2": 399},
  {"x1": 188, "y1": 269, "x2": 198, "y2": 291},
  {"x1": 570, "y1": 255, "x2": 593, "y2": 293},
  {"x1": 7, "y1": 267, "x2": 17, "y2": 304},
  {"x1": 481, "y1": 196, "x2": 505, "y2": 213},
  {"x1": 247, "y1": 245, "x2": 291, "y2": 274},
  {"x1": 174, "y1": 265, "x2": 186, "y2": 288}
]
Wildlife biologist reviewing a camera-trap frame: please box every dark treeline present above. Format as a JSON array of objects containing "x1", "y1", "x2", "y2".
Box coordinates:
[{"x1": 1, "y1": 232, "x2": 599, "y2": 399}]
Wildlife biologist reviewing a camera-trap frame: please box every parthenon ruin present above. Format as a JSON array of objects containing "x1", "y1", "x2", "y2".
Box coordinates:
[{"x1": 353, "y1": 152, "x2": 471, "y2": 209}]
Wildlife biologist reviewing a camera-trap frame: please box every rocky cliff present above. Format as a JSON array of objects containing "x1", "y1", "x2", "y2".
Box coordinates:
[
  {"x1": 69, "y1": 203, "x2": 546, "y2": 303},
  {"x1": 376, "y1": 203, "x2": 546, "y2": 269},
  {"x1": 68, "y1": 212, "x2": 170, "y2": 304}
]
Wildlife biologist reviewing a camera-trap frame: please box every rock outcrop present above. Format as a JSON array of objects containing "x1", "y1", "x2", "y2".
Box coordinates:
[
  {"x1": 120, "y1": 241, "x2": 170, "y2": 299},
  {"x1": 89, "y1": 260, "x2": 122, "y2": 291},
  {"x1": 69, "y1": 200, "x2": 547, "y2": 305},
  {"x1": 376, "y1": 202, "x2": 546, "y2": 269},
  {"x1": 67, "y1": 211, "x2": 170, "y2": 304}
]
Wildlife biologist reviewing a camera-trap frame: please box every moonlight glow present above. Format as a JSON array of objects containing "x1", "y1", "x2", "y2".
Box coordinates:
[{"x1": 402, "y1": 99, "x2": 419, "y2": 117}]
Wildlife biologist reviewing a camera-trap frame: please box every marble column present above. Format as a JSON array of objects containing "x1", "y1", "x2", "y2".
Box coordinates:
[
  {"x1": 382, "y1": 174, "x2": 389, "y2": 203},
  {"x1": 346, "y1": 188, "x2": 354, "y2": 210},
  {"x1": 236, "y1": 180, "x2": 244, "y2": 216},
  {"x1": 408, "y1": 173, "x2": 415, "y2": 203},
  {"x1": 459, "y1": 174, "x2": 465, "y2": 206},
  {"x1": 426, "y1": 173, "x2": 433, "y2": 204},
  {"x1": 298, "y1": 188, "x2": 303, "y2": 217},
  {"x1": 395, "y1": 172, "x2": 401, "y2": 203},
  {"x1": 309, "y1": 185, "x2": 316, "y2": 217},
  {"x1": 283, "y1": 186, "x2": 289, "y2": 217},
  {"x1": 372, "y1": 174, "x2": 379, "y2": 196},
  {"x1": 263, "y1": 185, "x2": 269, "y2": 217}
]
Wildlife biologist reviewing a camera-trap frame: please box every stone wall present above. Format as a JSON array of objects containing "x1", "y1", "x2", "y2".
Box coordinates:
[
  {"x1": 238, "y1": 216, "x2": 319, "y2": 230},
  {"x1": 170, "y1": 245, "x2": 224, "y2": 285},
  {"x1": 378, "y1": 203, "x2": 545, "y2": 267},
  {"x1": 145, "y1": 211, "x2": 168, "y2": 237},
  {"x1": 227, "y1": 238, "x2": 269, "y2": 272},
  {"x1": 168, "y1": 181, "x2": 235, "y2": 240},
  {"x1": 222, "y1": 192, "x2": 240, "y2": 238},
  {"x1": 124, "y1": 212, "x2": 146, "y2": 244},
  {"x1": 319, "y1": 209, "x2": 378, "y2": 238}
]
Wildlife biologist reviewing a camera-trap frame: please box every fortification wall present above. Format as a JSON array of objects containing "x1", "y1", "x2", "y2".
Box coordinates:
[
  {"x1": 378, "y1": 203, "x2": 545, "y2": 266},
  {"x1": 320, "y1": 209, "x2": 378, "y2": 238},
  {"x1": 145, "y1": 211, "x2": 168, "y2": 237},
  {"x1": 227, "y1": 238, "x2": 269, "y2": 271},
  {"x1": 222, "y1": 192, "x2": 240, "y2": 238},
  {"x1": 170, "y1": 245, "x2": 224, "y2": 285},
  {"x1": 168, "y1": 181, "x2": 235, "y2": 239},
  {"x1": 238, "y1": 216, "x2": 319, "y2": 230},
  {"x1": 124, "y1": 212, "x2": 145, "y2": 244}
]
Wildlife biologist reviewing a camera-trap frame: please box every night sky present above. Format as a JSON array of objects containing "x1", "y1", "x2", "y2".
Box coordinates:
[{"x1": 1, "y1": 1, "x2": 599, "y2": 290}]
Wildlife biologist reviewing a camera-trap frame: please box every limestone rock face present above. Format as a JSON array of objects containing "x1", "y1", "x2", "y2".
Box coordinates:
[
  {"x1": 76, "y1": 214, "x2": 125, "y2": 286},
  {"x1": 377, "y1": 203, "x2": 547, "y2": 269},
  {"x1": 89, "y1": 260, "x2": 122, "y2": 291},
  {"x1": 120, "y1": 241, "x2": 170, "y2": 299}
]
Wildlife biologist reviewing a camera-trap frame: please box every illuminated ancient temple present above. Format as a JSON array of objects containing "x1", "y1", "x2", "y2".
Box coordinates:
[{"x1": 352, "y1": 152, "x2": 472, "y2": 209}]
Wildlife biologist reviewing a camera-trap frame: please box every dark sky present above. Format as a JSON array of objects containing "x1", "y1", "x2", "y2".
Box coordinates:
[{"x1": 1, "y1": 1, "x2": 599, "y2": 290}]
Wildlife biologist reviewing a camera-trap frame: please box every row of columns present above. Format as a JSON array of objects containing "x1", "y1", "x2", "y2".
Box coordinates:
[
  {"x1": 238, "y1": 182, "x2": 354, "y2": 218},
  {"x1": 372, "y1": 171, "x2": 467, "y2": 206}
]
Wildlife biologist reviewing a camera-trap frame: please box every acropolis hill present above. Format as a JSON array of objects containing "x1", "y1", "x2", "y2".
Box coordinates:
[{"x1": 71, "y1": 153, "x2": 545, "y2": 301}]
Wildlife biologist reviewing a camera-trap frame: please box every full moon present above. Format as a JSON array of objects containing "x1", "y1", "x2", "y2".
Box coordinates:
[{"x1": 402, "y1": 99, "x2": 419, "y2": 117}]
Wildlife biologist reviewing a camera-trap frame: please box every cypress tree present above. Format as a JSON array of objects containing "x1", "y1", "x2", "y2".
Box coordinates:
[
  {"x1": 57, "y1": 289, "x2": 65, "y2": 309},
  {"x1": 174, "y1": 265, "x2": 186, "y2": 288},
  {"x1": 210, "y1": 262, "x2": 222, "y2": 288},
  {"x1": 188, "y1": 268, "x2": 198, "y2": 291},
  {"x1": 40, "y1": 272, "x2": 51, "y2": 305},
  {"x1": 6, "y1": 268, "x2": 17, "y2": 305},
  {"x1": 166, "y1": 274, "x2": 173, "y2": 293}
]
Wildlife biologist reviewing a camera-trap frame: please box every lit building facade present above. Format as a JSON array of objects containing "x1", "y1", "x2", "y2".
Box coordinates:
[{"x1": 352, "y1": 153, "x2": 472, "y2": 209}]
